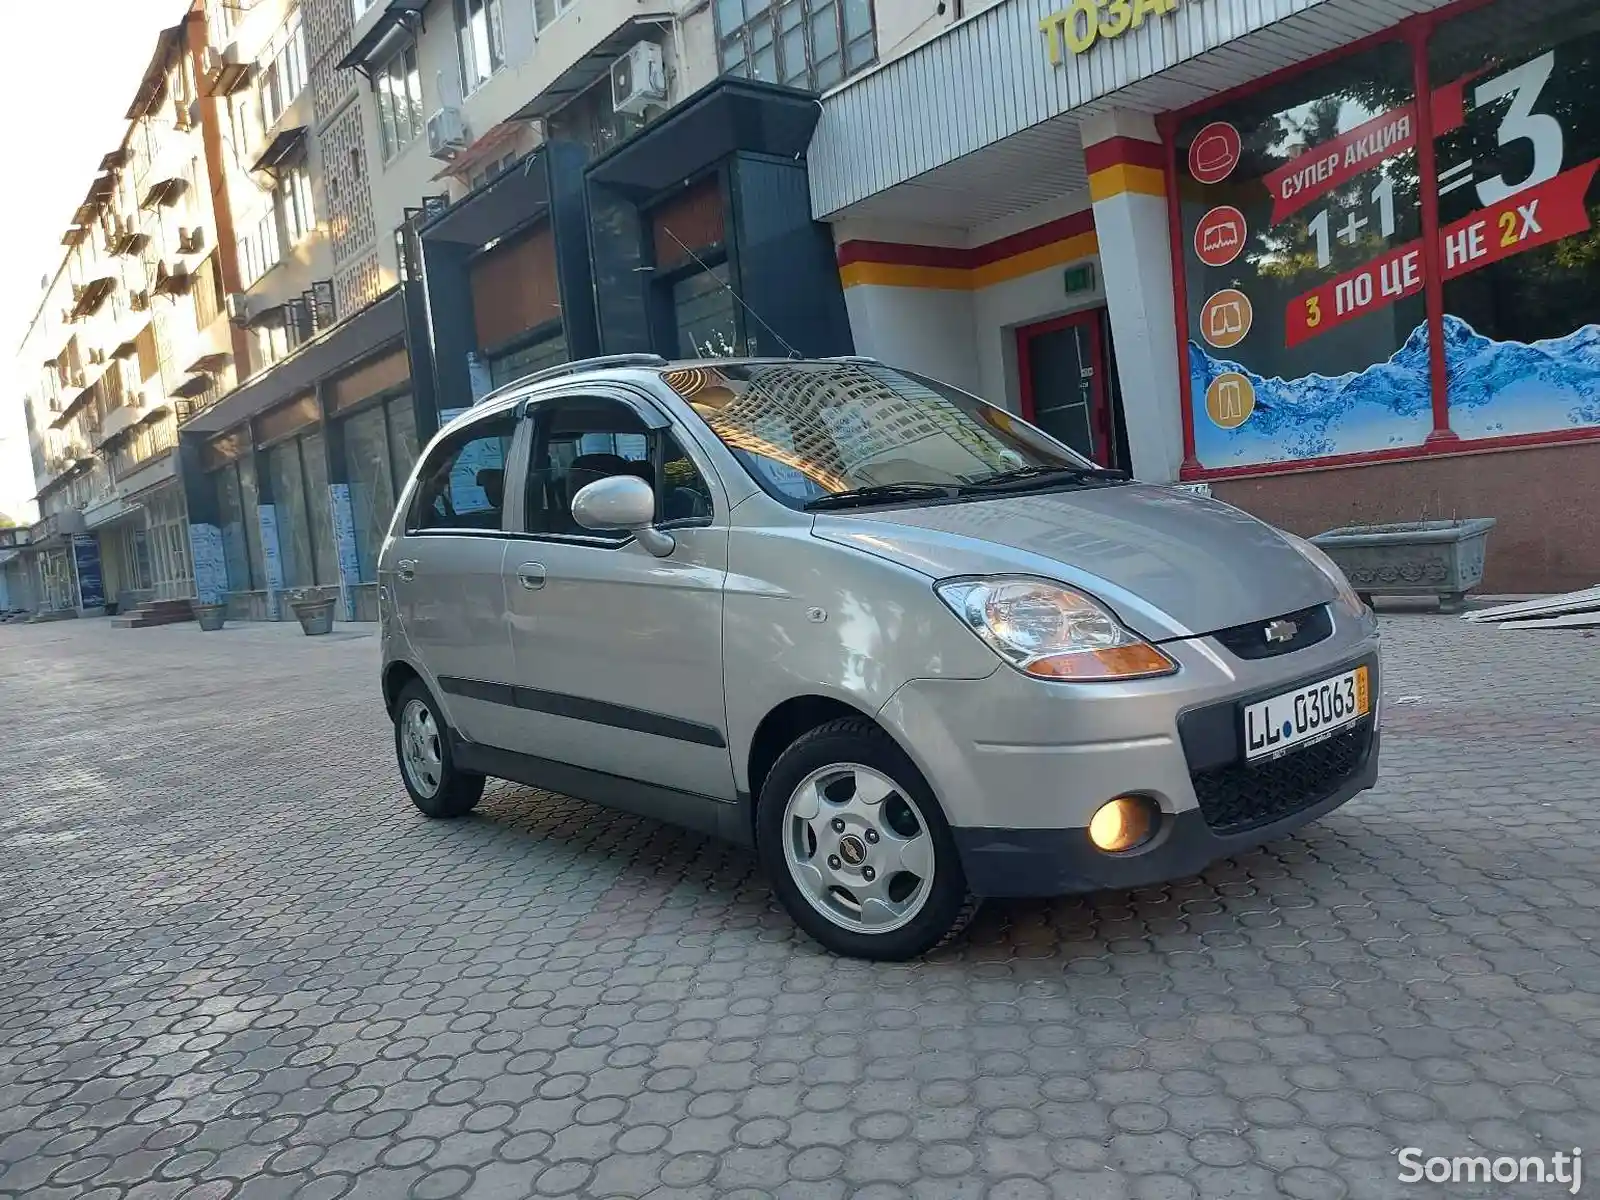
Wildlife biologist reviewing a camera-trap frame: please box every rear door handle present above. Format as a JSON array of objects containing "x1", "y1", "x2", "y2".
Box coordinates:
[
  {"x1": 396, "y1": 558, "x2": 417, "y2": 582},
  {"x1": 516, "y1": 562, "x2": 547, "y2": 590}
]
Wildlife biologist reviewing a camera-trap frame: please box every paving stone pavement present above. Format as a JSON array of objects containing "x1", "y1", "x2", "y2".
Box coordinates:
[{"x1": 2, "y1": 614, "x2": 1599, "y2": 1200}]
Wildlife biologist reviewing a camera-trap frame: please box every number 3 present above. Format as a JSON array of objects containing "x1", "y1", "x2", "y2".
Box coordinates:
[
  {"x1": 1475, "y1": 51, "x2": 1564, "y2": 207},
  {"x1": 1305, "y1": 296, "x2": 1322, "y2": 328}
]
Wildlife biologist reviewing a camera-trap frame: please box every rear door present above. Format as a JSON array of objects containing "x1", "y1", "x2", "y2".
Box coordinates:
[
  {"x1": 386, "y1": 409, "x2": 524, "y2": 749},
  {"x1": 503, "y1": 387, "x2": 737, "y2": 803}
]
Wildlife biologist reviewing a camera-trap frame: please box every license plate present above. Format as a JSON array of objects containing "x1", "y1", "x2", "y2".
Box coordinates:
[{"x1": 1244, "y1": 665, "x2": 1370, "y2": 762}]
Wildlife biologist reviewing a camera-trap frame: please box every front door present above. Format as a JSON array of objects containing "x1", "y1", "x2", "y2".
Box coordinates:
[
  {"x1": 387, "y1": 410, "x2": 524, "y2": 750},
  {"x1": 1017, "y1": 308, "x2": 1116, "y2": 468},
  {"x1": 505, "y1": 390, "x2": 735, "y2": 804}
]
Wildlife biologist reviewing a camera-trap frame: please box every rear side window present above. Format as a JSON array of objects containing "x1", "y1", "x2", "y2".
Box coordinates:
[{"x1": 408, "y1": 415, "x2": 518, "y2": 533}]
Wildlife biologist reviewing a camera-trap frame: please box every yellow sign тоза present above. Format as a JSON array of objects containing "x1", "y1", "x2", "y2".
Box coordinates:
[{"x1": 1040, "y1": 0, "x2": 1180, "y2": 65}]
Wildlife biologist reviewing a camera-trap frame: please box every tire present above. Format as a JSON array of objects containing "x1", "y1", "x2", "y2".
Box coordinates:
[
  {"x1": 756, "y1": 717, "x2": 978, "y2": 960},
  {"x1": 393, "y1": 680, "x2": 485, "y2": 818}
]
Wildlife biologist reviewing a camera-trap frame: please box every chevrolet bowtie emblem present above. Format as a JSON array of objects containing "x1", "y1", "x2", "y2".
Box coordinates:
[{"x1": 1264, "y1": 619, "x2": 1298, "y2": 644}]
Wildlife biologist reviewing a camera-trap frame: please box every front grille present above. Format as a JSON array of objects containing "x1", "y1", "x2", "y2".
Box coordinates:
[
  {"x1": 1191, "y1": 718, "x2": 1373, "y2": 835},
  {"x1": 1211, "y1": 604, "x2": 1332, "y2": 660}
]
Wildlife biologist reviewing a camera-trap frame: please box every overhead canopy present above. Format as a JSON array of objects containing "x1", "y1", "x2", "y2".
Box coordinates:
[
  {"x1": 251, "y1": 126, "x2": 309, "y2": 178},
  {"x1": 585, "y1": 76, "x2": 822, "y2": 199},
  {"x1": 125, "y1": 22, "x2": 186, "y2": 120},
  {"x1": 337, "y1": 0, "x2": 427, "y2": 76},
  {"x1": 421, "y1": 149, "x2": 550, "y2": 247}
]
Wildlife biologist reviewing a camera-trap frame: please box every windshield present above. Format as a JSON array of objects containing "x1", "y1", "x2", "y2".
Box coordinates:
[{"x1": 661, "y1": 361, "x2": 1102, "y2": 509}]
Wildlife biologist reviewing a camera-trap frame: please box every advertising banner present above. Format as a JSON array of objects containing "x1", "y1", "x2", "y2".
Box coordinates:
[
  {"x1": 1177, "y1": 9, "x2": 1600, "y2": 469},
  {"x1": 71, "y1": 535, "x2": 104, "y2": 610}
]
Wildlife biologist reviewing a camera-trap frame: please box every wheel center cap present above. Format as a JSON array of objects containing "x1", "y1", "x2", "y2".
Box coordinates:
[{"x1": 838, "y1": 835, "x2": 867, "y2": 866}]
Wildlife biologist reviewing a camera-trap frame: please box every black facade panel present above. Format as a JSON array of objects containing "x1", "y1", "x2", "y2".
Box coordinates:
[{"x1": 728, "y1": 153, "x2": 853, "y2": 359}]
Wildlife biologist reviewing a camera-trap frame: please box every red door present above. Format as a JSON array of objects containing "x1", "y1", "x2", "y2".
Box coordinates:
[{"x1": 1016, "y1": 308, "x2": 1113, "y2": 467}]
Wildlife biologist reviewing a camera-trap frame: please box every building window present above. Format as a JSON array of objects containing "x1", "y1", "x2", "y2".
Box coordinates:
[
  {"x1": 260, "y1": 11, "x2": 308, "y2": 130},
  {"x1": 533, "y1": 0, "x2": 578, "y2": 31},
  {"x1": 715, "y1": 0, "x2": 875, "y2": 91},
  {"x1": 1172, "y1": 0, "x2": 1600, "y2": 473},
  {"x1": 282, "y1": 163, "x2": 316, "y2": 243},
  {"x1": 377, "y1": 43, "x2": 425, "y2": 161},
  {"x1": 456, "y1": 0, "x2": 504, "y2": 93},
  {"x1": 193, "y1": 255, "x2": 224, "y2": 330},
  {"x1": 239, "y1": 208, "x2": 282, "y2": 288}
]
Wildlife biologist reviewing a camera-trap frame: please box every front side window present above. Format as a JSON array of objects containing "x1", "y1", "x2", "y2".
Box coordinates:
[
  {"x1": 715, "y1": 0, "x2": 875, "y2": 92},
  {"x1": 665, "y1": 362, "x2": 1099, "y2": 509},
  {"x1": 524, "y1": 398, "x2": 714, "y2": 537},
  {"x1": 456, "y1": 0, "x2": 504, "y2": 93},
  {"x1": 377, "y1": 43, "x2": 424, "y2": 161},
  {"x1": 410, "y1": 415, "x2": 517, "y2": 533}
]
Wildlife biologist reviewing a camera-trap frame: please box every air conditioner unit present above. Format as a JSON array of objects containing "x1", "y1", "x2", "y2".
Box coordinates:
[
  {"x1": 129, "y1": 289, "x2": 150, "y2": 312},
  {"x1": 611, "y1": 41, "x2": 667, "y2": 117},
  {"x1": 225, "y1": 292, "x2": 250, "y2": 325},
  {"x1": 178, "y1": 226, "x2": 205, "y2": 254},
  {"x1": 426, "y1": 107, "x2": 470, "y2": 161}
]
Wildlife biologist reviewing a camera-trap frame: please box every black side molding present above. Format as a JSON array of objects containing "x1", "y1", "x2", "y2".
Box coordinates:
[
  {"x1": 451, "y1": 737, "x2": 753, "y2": 847},
  {"x1": 438, "y1": 676, "x2": 727, "y2": 748}
]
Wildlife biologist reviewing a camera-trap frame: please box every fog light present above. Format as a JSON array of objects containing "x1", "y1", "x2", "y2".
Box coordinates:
[{"x1": 1088, "y1": 796, "x2": 1158, "y2": 853}]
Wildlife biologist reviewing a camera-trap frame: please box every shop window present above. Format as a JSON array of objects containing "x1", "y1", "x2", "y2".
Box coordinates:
[
  {"x1": 1429, "y1": 0, "x2": 1600, "y2": 441},
  {"x1": 674, "y1": 264, "x2": 739, "y2": 358},
  {"x1": 716, "y1": 0, "x2": 874, "y2": 91},
  {"x1": 301, "y1": 429, "x2": 338, "y2": 588},
  {"x1": 237, "y1": 452, "x2": 266, "y2": 589},
  {"x1": 213, "y1": 462, "x2": 254, "y2": 591},
  {"x1": 410, "y1": 416, "x2": 516, "y2": 533},
  {"x1": 341, "y1": 403, "x2": 395, "y2": 582},
  {"x1": 489, "y1": 331, "x2": 568, "y2": 388},
  {"x1": 386, "y1": 394, "x2": 420, "y2": 490},
  {"x1": 377, "y1": 43, "x2": 424, "y2": 162},
  {"x1": 1176, "y1": 41, "x2": 1427, "y2": 469},
  {"x1": 266, "y1": 438, "x2": 313, "y2": 587}
]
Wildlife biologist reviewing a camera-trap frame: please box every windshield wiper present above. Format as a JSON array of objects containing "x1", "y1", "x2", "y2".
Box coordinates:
[
  {"x1": 804, "y1": 482, "x2": 958, "y2": 511},
  {"x1": 959, "y1": 464, "x2": 1129, "y2": 493}
]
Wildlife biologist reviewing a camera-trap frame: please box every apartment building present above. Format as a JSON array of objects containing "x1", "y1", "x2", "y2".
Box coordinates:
[
  {"x1": 163, "y1": 0, "x2": 885, "y2": 623},
  {"x1": 17, "y1": 5, "x2": 238, "y2": 616}
]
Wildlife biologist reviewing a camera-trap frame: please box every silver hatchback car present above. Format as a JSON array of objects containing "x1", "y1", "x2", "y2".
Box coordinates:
[{"x1": 379, "y1": 354, "x2": 1381, "y2": 960}]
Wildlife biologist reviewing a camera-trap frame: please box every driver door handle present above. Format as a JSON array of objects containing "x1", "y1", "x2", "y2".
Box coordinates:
[
  {"x1": 395, "y1": 558, "x2": 418, "y2": 582},
  {"x1": 516, "y1": 562, "x2": 547, "y2": 591}
]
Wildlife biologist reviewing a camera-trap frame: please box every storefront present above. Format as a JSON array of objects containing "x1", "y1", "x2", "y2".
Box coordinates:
[
  {"x1": 401, "y1": 142, "x2": 598, "y2": 439},
  {"x1": 179, "y1": 289, "x2": 416, "y2": 620},
  {"x1": 586, "y1": 76, "x2": 855, "y2": 362},
  {"x1": 809, "y1": 0, "x2": 1600, "y2": 590}
]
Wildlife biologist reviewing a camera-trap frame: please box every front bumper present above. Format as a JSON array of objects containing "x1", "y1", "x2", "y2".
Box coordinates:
[{"x1": 877, "y1": 605, "x2": 1382, "y2": 898}]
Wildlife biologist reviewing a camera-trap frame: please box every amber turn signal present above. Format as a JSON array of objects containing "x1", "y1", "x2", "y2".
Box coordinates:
[{"x1": 1023, "y1": 644, "x2": 1178, "y2": 681}]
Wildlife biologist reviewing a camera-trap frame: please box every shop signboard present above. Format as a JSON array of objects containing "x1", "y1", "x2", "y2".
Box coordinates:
[
  {"x1": 71, "y1": 534, "x2": 104, "y2": 610},
  {"x1": 1175, "y1": 1, "x2": 1600, "y2": 470}
]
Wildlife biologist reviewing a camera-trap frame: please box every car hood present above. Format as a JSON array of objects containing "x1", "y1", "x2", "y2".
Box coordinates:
[{"x1": 809, "y1": 484, "x2": 1334, "y2": 642}]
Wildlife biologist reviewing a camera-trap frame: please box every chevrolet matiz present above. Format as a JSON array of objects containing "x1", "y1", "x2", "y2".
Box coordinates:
[{"x1": 378, "y1": 354, "x2": 1380, "y2": 960}]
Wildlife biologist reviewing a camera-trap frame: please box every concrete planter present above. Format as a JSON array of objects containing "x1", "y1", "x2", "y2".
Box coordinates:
[
  {"x1": 194, "y1": 603, "x2": 227, "y2": 632},
  {"x1": 1311, "y1": 518, "x2": 1496, "y2": 613},
  {"x1": 290, "y1": 598, "x2": 336, "y2": 636}
]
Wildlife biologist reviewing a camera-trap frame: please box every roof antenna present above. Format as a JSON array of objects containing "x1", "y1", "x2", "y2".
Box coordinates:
[{"x1": 659, "y1": 225, "x2": 802, "y2": 360}]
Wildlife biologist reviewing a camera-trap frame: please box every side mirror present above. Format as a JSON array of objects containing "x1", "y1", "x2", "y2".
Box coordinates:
[{"x1": 570, "y1": 475, "x2": 675, "y2": 557}]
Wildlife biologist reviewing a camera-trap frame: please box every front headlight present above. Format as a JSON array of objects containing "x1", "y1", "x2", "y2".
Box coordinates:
[
  {"x1": 935, "y1": 577, "x2": 1178, "y2": 682},
  {"x1": 1282, "y1": 532, "x2": 1367, "y2": 616}
]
